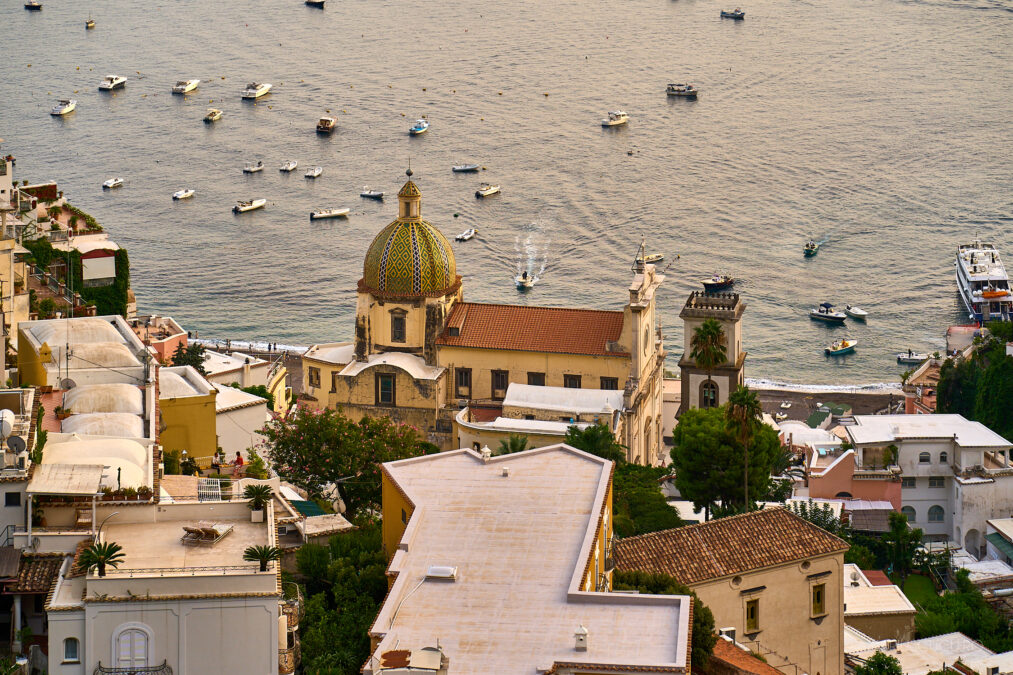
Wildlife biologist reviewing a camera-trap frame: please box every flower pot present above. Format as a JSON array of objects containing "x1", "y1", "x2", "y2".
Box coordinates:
[{"x1": 251, "y1": 509, "x2": 265, "y2": 523}]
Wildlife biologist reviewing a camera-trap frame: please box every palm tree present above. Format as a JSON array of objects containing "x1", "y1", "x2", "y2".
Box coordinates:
[
  {"x1": 76, "y1": 541, "x2": 125, "y2": 577},
  {"x1": 726, "y1": 386, "x2": 762, "y2": 511},
  {"x1": 497, "y1": 434, "x2": 529, "y2": 455},
  {"x1": 244, "y1": 545, "x2": 282, "y2": 572},
  {"x1": 243, "y1": 484, "x2": 273, "y2": 512},
  {"x1": 690, "y1": 319, "x2": 727, "y2": 407}
]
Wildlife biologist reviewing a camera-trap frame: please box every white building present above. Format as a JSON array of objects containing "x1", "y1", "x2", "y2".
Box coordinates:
[
  {"x1": 211, "y1": 383, "x2": 270, "y2": 458},
  {"x1": 846, "y1": 632, "x2": 1013, "y2": 675},
  {"x1": 203, "y1": 349, "x2": 290, "y2": 414}
]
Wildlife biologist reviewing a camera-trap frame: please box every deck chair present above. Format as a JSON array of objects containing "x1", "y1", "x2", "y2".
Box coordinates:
[
  {"x1": 180, "y1": 526, "x2": 205, "y2": 545},
  {"x1": 197, "y1": 523, "x2": 234, "y2": 546}
]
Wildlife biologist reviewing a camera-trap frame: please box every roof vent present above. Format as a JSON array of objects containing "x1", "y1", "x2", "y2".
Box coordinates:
[
  {"x1": 425, "y1": 565, "x2": 458, "y2": 581},
  {"x1": 480, "y1": 445, "x2": 492, "y2": 461},
  {"x1": 502, "y1": 466, "x2": 510, "y2": 477},
  {"x1": 574, "y1": 624, "x2": 588, "y2": 652}
]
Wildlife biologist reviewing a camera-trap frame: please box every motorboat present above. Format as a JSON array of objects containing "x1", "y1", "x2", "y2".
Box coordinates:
[
  {"x1": 172, "y1": 79, "x2": 200, "y2": 94},
  {"x1": 50, "y1": 99, "x2": 77, "y2": 116},
  {"x1": 452, "y1": 164, "x2": 480, "y2": 173},
  {"x1": 233, "y1": 198, "x2": 266, "y2": 214},
  {"x1": 955, "y1": 240, "x2": 1012, "y2": 322},
  {"x1": 804, "y1": 240, "x2": 819, "y2": 257},
  {"x1": 825, "y1": 339, "x2": 857, "y2": 356},
  {"x1": 310, "y1": 208, "x2": 349, "y2": 220},
  {"x1": 779, "y1": 401, "x2": 791, "y2": 409},
  {"x1": 280, "y1": 160, "x2": 298, "y2": 172},
  {"x1": 243, "y1": 161, "x2": 265, "y2": 173},
  {"x1": 24, "y1": 1, "x2": 42, "y2": 10},
  {"x1": 306, "y1": 0, "x2": 325, "y2": 6},
  {"x1": 305, "y1": 166, "x2": 323, "y2": 178},
  {"x1": 316, "y1": 117, "x2": 337, "y2": 133},
  {"x1": 721, "y1": 8, "x2": 745, "y2": 18},
  {"x1": 172, "y1": 189, "x2": 195, "y2": 200},
  {"x1": 241, "y1": 83, "x2": 272, "y2": 99},
  {"x1": 85, "y1": 16, "x2": 95, "y2": 28},
  {"x1": 774, "y1": 412, "x2": 789, "y2": 422},
  {"x1": 204, "y1": 108, "x2": 222, "y2": 123},
  {"x1": 810, "y1": 302, "x2": 846, "y2": 324},
  {"x1": 361, "y1": 188, "x2": 384, "y2": 200},
  {"x1": 516, "y1": 272, "x2": 534, "y2": 290},
  {"x1": 102, "y1": 177, "x2": 123, "y2": 189},
  {"x1": 98, "y1": 75, "x2": 127, "y2": 90},
  {"x1": 897, "y1": 351, "x2": 930, "y2": 365},
  {"x1": 409, "y1": 118, "x2": 429, "y2": 135},
  {"x1": 475, "y1": 183, "x2": 500, "y2": 198},
  {"x1": 455, "y1": 228, "x2": 476, "y2": 242},
  {"x1": 844, "y1": 305, "x2": 869, "y2": 320},
  {"x1": 666, "y1": 83, "x2": 698, "y2": 98},
  {"x1": 703, "y1": 274, "x2": 735, "y2": 292},
  {"x1": 644, "y1": 254, "x2": 664, "y2": 264},
  {"x1": 601, "y1": 111, "x2": 629, "y2": 127}
]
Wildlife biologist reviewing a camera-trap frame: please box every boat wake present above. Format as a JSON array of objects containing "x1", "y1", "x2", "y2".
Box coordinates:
[
  {"x1": 515, "y1": 229, "x2": 550, "y2": 287},
  {"x1": 746, "y1": 377, "x2": 902, "y2": 394}
]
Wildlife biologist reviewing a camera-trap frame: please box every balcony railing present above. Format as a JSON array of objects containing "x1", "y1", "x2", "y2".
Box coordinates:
[
  {"x1": 279, "y1": 640, "x2": 301, "y2": 674},
  {"x1": 99, "y1": 564, "x2": 261, "y2": 578},
  {"x1": 94, "y1": 661, "x2": 172, "y2": 675},
  {"x1": 595, "y1": 572, "x2": 610, "y2": 592}
]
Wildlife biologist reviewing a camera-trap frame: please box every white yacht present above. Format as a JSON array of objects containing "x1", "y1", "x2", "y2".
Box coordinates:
[
  {"x1": 172, "y1": 188, "x2": 195, "y2": 200},
  {"x1": 955, "y1": 240, "x2": 1012, "y2": 322},
  {"x1": 310, "y1": 208, "x2": 349, "y2": 220},
  {"x1": 475, "y1": 183, "x2": 500, "y2": 198},
  {"x1": 102, "y1": 177, "x2": 123, "y2": 189},
  {"x1": 601, "y1": 110, "x2": 629, "y2": 127},
  {"x1": 243, "y1": 161, "x2": 265, "y2": 173},
  {"x1": 233, "y1": 198, "x2": 266, "y2": 213},
  {"x1": 50, "y1": 99, "x2": 77, "y2": 116},
  {"x1": 304, "y1": 166, "x2": 323, "y2": 178},
  {"x1": 241, "y1": 83, "x2": 272, "y2": 99},
  {"x1": 279, "y1": 160, "x2": 298, "y2": 172},
  {"x1": 172, "y1": 79, "x2": 200, "y2": 94},
  {"x1": 98, "y1": 75, "x2": 127, "y2": 90}
]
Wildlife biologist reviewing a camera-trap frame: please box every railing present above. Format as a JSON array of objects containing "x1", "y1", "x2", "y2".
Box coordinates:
[
  {"x1": 281, "y1": 582, "x2": 304, "y2": 630},
  {"x1": 278, "y1": 640, "x2": 301, "y2": 675},
  {"x1": 0, "y1": 525, "x2": 12, "y2": 548},
  {"x1": 99, "y1": 564, "x2": 260, "y2": 578},
  {"x1": 604, "y1": 535, "x2": 615, "y2": 572},
  {"x1": 595, "y1": 572, "x2": 609, "y2": 592},
  {"x1": 94, "y1": 661, "x2": 172, "y2": 675}
]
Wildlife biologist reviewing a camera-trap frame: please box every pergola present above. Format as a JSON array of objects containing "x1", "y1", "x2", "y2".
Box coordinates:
[{"x1": 25, "y1": 463, "x2": 105, "y2": 539}]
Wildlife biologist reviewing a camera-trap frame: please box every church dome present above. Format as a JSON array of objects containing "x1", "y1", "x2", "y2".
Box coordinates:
[{"x1": 360, "y1": 172, "x2": 458, "y2": 299}]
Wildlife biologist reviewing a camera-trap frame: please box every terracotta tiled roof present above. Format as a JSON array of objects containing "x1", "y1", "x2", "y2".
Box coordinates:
[
  {"x1": 614, "y1": 508, "x2": 848, "y2": 585},
  {"x1": 8, "y1": 554, "x2": 64, "y2": 593},
  {"x1": 711, "y1": 637, "x2": 784, "y2": 675},
  {"x1": 862, "y1": 570, "x2": 893, "y2": 586},
  {"x1": 435, "y1": 302, "x2": 628, "y2": 356}
]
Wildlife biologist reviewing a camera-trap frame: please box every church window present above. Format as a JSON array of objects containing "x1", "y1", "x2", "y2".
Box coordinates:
[
  {"x1": 376, "y1": 374, "x2": 396, "y2": 406},
  {"x1": 391, "y1": 314, "x2": 406, "y2": 343},
  {"x1": 564, "y1": 374, "x2": 582, "y2": 389},
  {"x1": 308, "y1": 367, "x2": 320, "y2": 388},
  {"x1": 600, "y1": 377, "x2": 619, "y2": 390},
  {"x1": 492, "y1": 370, "x2": 508, "y2": 399},
  {"x1": 330, "y1": 371, "x2": 339, "y2": 393},
  {"x1": 701, "y1": 380, "x2": 718, "y2": 408},
  {"x1": 528, "y1": 372, "x2": 545, "y2": 386},
  {"x1": 455, "y1": 368, "x2": 472, "y2": 398}
]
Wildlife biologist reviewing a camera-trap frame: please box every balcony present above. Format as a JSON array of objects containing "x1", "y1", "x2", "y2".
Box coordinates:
[
  {"x1": 94, "y1": 661, "x2": 172, "y2": 675},
  {"x1": 279, "y1": 638, "x2": 301, "y2": 674}
]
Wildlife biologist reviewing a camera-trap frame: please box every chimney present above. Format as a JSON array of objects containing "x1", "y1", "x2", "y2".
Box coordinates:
[
  {"x1": 574, "y1": 625, "x2": 588, "y2": 652},
  {"x1": 480, "y1": 445, "x2": 492, "y2": 461},
  {"x1": 885, "y1": 640, "x2": 897, "y2": 651},
  {"x1": 501, "y1": 466, "x2": 510, "y2": 477}
]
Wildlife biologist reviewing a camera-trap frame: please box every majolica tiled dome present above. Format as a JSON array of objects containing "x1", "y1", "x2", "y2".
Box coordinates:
[{"x1": 361, "y1": 173, "x2": 457, "y2": 299}]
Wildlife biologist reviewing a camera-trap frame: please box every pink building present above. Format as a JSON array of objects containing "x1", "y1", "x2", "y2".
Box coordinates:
[
  {"x1": 806, "y1": 445, "x2": 902, "y2": 511},
  {"x1": 130, "y1": 315, "x2": 187, "y2": 363}
]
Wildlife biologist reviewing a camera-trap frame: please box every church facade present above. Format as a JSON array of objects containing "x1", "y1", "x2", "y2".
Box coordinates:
[{"x1": 301, "y1": 171, "x2": 667, "y2": 465}]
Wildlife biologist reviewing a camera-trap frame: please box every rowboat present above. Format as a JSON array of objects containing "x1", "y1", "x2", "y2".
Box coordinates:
[
  {"x1": 825, "y1": 339, "x2": 857, "y2": 356},
  {"x1": 310, "y1": 208, "x2": 349, "y2": 220}
]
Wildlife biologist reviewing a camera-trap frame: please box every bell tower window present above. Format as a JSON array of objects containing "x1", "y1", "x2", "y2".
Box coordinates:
[{"x1": 391, "y1": 312, "x2": 406, "y2": 343}]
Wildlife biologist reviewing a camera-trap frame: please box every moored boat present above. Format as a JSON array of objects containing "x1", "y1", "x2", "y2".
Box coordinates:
[
  {"x1": 279, "y1": 160, "x2": 298, "y2": 172},
  {"x1": 305, "y1": 166, "x2": 323, "y2": 178},
  {"x1": 455, "y1": 228, "x2": 476, "y2": 242},
  {"x1": 102, "y1": 177, "x2": 123, "y2": 189},
  {"x1": 172, "y1": 79, "x2": 200, "y2": 94},
  {"x1": 601, "y1": 110, "x2": 629, "y2": 127},
  {"x1": 643, "y1": 254, "x2": 664, "y2": 264},
  {"x1": 306, "y1": 0, "x2": 325, "y2": 6},
  {"x1": 825, "y1": 338, "x2": 857, "y2": 356},
  {"x1": 310, "y1": 208, "x2": 349, "y2": 220},
  {"x1": 243, "y1": 161, "x2": 264, "y2": 174},
  {"x1": 204, "y1": 108, "x2": 222, "y2": 123},
  {"x1": 85, "y1": 16, "x2": 95, "y2": 28},
  {"x1": 98, "y1": 75, "x2": 127, "y2": 90},
  {"x1": 316, "y1": 116, "x2": 337, "y2": 133},
  {"x1": 24, "y1": 1, "x2": 42, "y2": 10},
  {"x1": 241, "y1": 82, "x2": 272, "y2": 99},
  {"x1": 452, "y1": 164, "x2": 480, "y2": 173},
  {"x1": 721, "y1": 8, "x2": 745, "y2": 18},
  {"x1": 666, "y1": 83, "x2": 698, "y2": 97},
  {"x1": 233, "y1": 198, "x2": 266, "y2": 214},
  {"x1": 409, "y1": 118, "x2": 429, "y2": 135},
  {"x1": 360, "y1": 188, "x2": 384, "y2": 200},
  {"x1": 897, "y1": 351, "x2": 930, "y2": 365},
  {"x1": 516, "y1": 271, "x2": 534, "y2": 290},
  {"x1": 703, "y1": 274, "x2": 735, "y2": 292},
  {"x1": 172, "y1": 188, "x2": 195, "y2": 200},
  {"x1": 804, "y1": 240, "x2": 819, "y2": 257},
  {"x1": 844, "y1": 305, "x2": 868, "y2": 320},
  {"x1": 475, "y1": 183, "x2": 500, "y2": 198},
  {"x1": 50, "y1": 99, "x2": 77, "y2": 116},
  {"x1": 955, "y1": 240, "x2": 1012, "y2": 323},
  {"x1": 810, "y1": 302, "x2": 846, "y2": 324}
]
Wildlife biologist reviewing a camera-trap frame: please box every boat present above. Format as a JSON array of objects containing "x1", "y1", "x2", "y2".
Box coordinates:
[
  {"x1": 360, "y1": 188, "x2": 384, "y2": 200},
  {"x1": 24, "y1": 1, "x2": 42, "y2": 10},
  {"x1": 310, "y1": 208, "x2": 349, "y2": 220},
  {"x1": 50, "y1": 99, "x2": 77, "y2": 116},
  {"x1": 409, "y1": 118, "x2": 429, "y2": 135},
  {"x1": 241, "y1": 83, "x2": 272, "y2": 99},
  {"x1": 475, "y1": 184, "x2": 500, "y2": 198},
  {"x1": 306, "y1": 0, "x2": 325, "y2": 6},
  {"x1": 897, "y1": 351, "x2": 930, "y2": 365},
  {"x1": 804, "y1": 240, "x2": 819, "y2": 257},
  {"x1": 172, "y1": 79, "x2": 200, "y2": 94},
  {"x1": 316, "y1": 117, "x2": 337, "y2": 133},
  {"x1": 601, "y1": 110, "x2": 629, "y2": 127},
  {"x1": 455, "y1": 228, "x2": 476, "y2": 242},
  {"x1": 279, "y1": 160, "x2": 298, "y2": 172},
  {"x1": 666, "y1": 83, "x2": 698, "y2": 97},
  {"x1": 844, "y1": 305, "x2": 869, "y2": 320},
  {"x1": 643, "y1": 254, "x2": 664, "y2": 264},
  {"x1": 955, "y1": 240, "x2": 1012, "y2": 323},
  {"x1": 305, "y1": 166, "x2": 323, "y2": 178},
  {"x1": 203, "y1": 108, "x2": 222, "y2": 123},
  {"x1": 721, "y1": 8, "x2": 745, "y2": 18},
  {"x1": 85, "y1": 16, "x2": 95, "y2": 28},
  {"x1": 825, "y1": 339, "x2": 857, "y2": 356},
  {"x1": 702, "y1": 274, "x2": 735, "y2": 292},
  {"x1": 516, "y1": 272, "x2": 534, "y2": 290},
  {"x1": 774, "y1": 412, "x2": 789, "y2": 422},
  {"x1": 779, "y1": 401, "x2": 792, "y2": 409},
  {"x1": 243, "y1": 161, "x2": 264, "y2": 174},
  {"x1": 172, "y1": 189, "x2": 195, "y2": 200},
  {"x1": 98, "y1": 75, "x2": 127, "y2": 91},
  {"x1": 102, "y1": 177, "x2": 123, "y2": 189},
  {"x1": 810, "y1": 302, "x2": 847, "y2": 324},
  {"x1": 452, "y1": 164, "x2": 480, "y2": 173},
  {"x1": 233, "y1": 198, "x2": 266, "y2": 214}
]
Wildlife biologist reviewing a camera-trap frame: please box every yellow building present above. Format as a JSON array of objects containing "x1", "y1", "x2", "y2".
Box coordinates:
[
  {"x1": 158, "y1": 365, "x2": 218, "y2": 458},
  {"x1": 303, "y1": 169, "x2": 667, "y2": 465}
]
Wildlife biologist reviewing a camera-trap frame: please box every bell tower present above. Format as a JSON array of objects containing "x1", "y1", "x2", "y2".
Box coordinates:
[{"x1": 678, "y1": 291, "x2": 747, "y2": 415}]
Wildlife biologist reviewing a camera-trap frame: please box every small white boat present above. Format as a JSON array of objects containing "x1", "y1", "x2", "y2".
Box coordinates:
[
  {"x1": 516, "y1": 272, "x2": 534, "y2": 290},
  {"x1": 233, "y1": 198, "x2": 266, "y2": 214},
  {"x1": 316, "y1": 117, "x2": 337, "y2": 133},
  {"x1": 721, "y1": 8, "x2": 745, "y2": 18},
  {"x1": 102, "y1": 177, "x2": 123, "y2": 189},
  {"x1": 452, "y1": 164, "x2": 480, "y2": 173},
  {"x1": 810, "y1": 302, "x2": 847, "y2": 323},
  {"x1": 779, "y1": 401, "x2": 792, "y2": 409},
  {"x1": 172, "y1": 188, "x2": 195, "y2": 200},
  {"x1": 897, "y1": 351, "x2": 930, "y2": 365},
  {"x1": 361, "y1": 188, "x2": 384, "y2": 200},
  {"x1": 310, "y1": 208, "x2": 349, "y2": 220},
  {"x1": 601, "y1": 110, "x2": 629, "y2": 127},
  {"x1": 204, "y1": 108, "x2": 222, "y2": 123},
  {"x1": 172, "y1": 79, "x2": 200, "y2": 94},
  {"x1": 455, "y1": 228, "x2": 476, "y2": 241},
  {"x1": 644, "y1": 254, "x2": 664, "y2": 264},
  {"x1": 844, "y1": 305, "x2": 869, "y2": 320},
  {"x1": 774, "y1": 412, "x2": 789, "y2": 422},
  {"x1": 50, "y1": 99, "x2": 77, "y2": 116},
  {"x1": 305, "y1": 166, "x2": 323, "y2": 178},
  {"x1": 243, "y1": 161, "x2": 265, "y2": 174},
  {"x1": 409, "y1": 118, "x2": 429, "y2": 135},
  {"x1": 475, "y1": 183, "x2": 500, "y2": 198},
  {"x1": 241, "y1": 82, "x2": 272, "y2": 99},
  {"x1": 279, "y1": 160, "x2": 298, "y2": 172},
  {"x1": 98, "y1": 75, "x2": 127, "y2": 90},
  {"x1": 666, "y1": 83, "x2": 699, "y2": 97}
]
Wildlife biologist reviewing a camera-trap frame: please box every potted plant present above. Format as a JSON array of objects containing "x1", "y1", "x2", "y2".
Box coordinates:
[
  {"x1": 55, "y1": 406, "x2": 72, "y2": 420},
  {"x1": 244, "y1": 484, "x2": 273, "y2": 523},
  {"x1": 75, "y1": 541, "x2": 124, "y2": 577},
  {"x1": 136, "y1": 486, "x2": 152, "y2": 500},
  {"x1": 243, "y1": 545, "x2": 282, "y2": 572}
]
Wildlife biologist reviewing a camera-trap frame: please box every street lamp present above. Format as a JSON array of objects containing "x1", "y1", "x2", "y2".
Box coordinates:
[{"x1": 96, "y1": 511, "x2": 120, "y2": 543}]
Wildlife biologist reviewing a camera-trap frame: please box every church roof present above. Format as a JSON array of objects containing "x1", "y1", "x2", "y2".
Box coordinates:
[
  {"x1": 436, "y1": 302, "x2": 628, "y2": 357},
  {"x1": 398, "y1": 180, "x2": 422, "y2": 198}
]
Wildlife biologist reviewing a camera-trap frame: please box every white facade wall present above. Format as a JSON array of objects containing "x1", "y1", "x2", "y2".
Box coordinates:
[
  {"x1": 955, "y1": 478, "x2": 1013, "y2": 557},
  {"x1": 217, "y1": 404, "x2": 269, "y2": 458}
]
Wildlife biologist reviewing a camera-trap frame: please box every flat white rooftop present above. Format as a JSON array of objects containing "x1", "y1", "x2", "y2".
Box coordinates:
[
  {"x1": 848, "y1": 633, "x2": 994, "y2": 675},
  {"x1": 304, "y1": 342, "x2": 354, "y2": 366},
  {"x1": 843, "y1": 565, "x2": 916, "y2": 616},
  {"x1": 847, "y1": 414, "x2": 1012, "y2": 448},
  {"x1": 212, "y1": 383, "x2": 266, "y2": 413},
  {"x1": 503, "y1": 382, "x2": 625, "y2": 414},
  {"x1": 203, "y1": 349, "x2": 267, "y2": 376}
]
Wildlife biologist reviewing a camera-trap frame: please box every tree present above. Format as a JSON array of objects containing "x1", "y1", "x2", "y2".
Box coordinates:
[
  {"x1": 76, "y1": 541, "x2": 125, "y2": 577},
  {"x1": 937, "y1": 322, "x2": 1013, "y2": 438},
  {"x1": 564, "y1": 423, "x2": 627, "y2": 463},
  {"x1": 854, "y1": 652, "x2": 903, "y2": 675},
  {"x1": 690, "y1": 319, "x2": 727, "y2": 387},
  {"x1": 726, "y1": 386, "x2": 762, "y2": 511},
  {"x1": 243, "y1": 484, "x2": 273, "y2": 511},
  {"x1": 613, "y1": 570, "x2": 716, "y2": 670},
  {"x1": 497, "y1": 433, "x2": 529, "y2": 455},
  {"x1": 787, "y1": 499, "x2": 851, "y2": 539},
  {"x1": 262, "y1": 407, "x2": 436, "y2": 518},
  {"x1": 171, "y1": 342, "x2": 208, "y2": 375},
  {"x1": 243, "y1": 545, "x2": 282, "y2": 572},
  {"x1": 233, "y1": 383, "x2": 274, "y2": 409},
  {"x1": 882, "y1": 512, "x2": 922, "y2": 581},
  {"x1": 916, "y1": 569, "x2": 1013, "y2": 652},
  {"x1": 612, "y1": 464, "x2": 683, "y2": 537},
  {"x1": 845, "y1": 544, "x2": 877, "y2": 570}
]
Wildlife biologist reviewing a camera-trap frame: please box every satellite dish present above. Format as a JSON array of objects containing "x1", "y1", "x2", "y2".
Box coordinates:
[
  {"x1": 60, "y1": 378, "x2": 77, "y2": 390},
  {"x1": 0, "y1": 410, "x2": 13, "y2": 438},
  {"x1": 7, "y1": 436, "x2": 26, "y2": 455}
]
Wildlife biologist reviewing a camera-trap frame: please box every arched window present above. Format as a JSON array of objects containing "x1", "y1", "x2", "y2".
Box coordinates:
[
  {"x1": 901, "y1": 506, "x2": 916, "y2": 523},
  {"x1": 918, "y1": 452, "x2": 930, "y2": 464},
  {"x1": 939, "y1": 452, "x2": 948, "y2": 464},
  {"x1": 63, "y1": 638, "x2": 79, "y2": 663},
  {"x1": 928, "y1": 505, "x2": 945, "y2": 522},
  {"x1": 835, "y1": 492, "x2": 853, "y2": 499},
  {"x1": 113, "y1": 623, "x2": 152, "y2": 668},
  {"x1": 700, "y1": 380, "x2": 718, "y2": 409}
]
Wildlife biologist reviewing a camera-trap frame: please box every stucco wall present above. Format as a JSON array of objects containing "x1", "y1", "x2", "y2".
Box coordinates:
[
  {"x1": 844, "y1": 612, "x2": 915, "y2": 642},
  {"x1": 160, "y1": 392, "x2": 217, "y2": 457},
  {"x1": 217, "y1": 403, "x2": 269, "y2": 457}
]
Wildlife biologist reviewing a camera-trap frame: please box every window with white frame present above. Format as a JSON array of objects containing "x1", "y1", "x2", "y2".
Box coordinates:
[
  {"x1": 113, "y1": 624, "x2": 152, "y2": 668},
  {"x1": 63, "y1": 637, "x2": 79, "y2": 663}
]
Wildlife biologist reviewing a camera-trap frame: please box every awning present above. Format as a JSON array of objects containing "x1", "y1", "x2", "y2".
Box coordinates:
[
  {"x1": 27, "y1": 464, "x2": 104, "y2": 496},
  {"x1": 986, "y1": 532, "x2": 1013, "y2": 560}
]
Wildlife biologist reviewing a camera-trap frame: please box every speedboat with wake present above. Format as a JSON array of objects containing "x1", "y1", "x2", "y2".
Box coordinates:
[
  {"x1": 172, "y1": 188, "x2": 195, "y2": 200},
  {"x1": 516, "y1": 271, "x2": 534, "y2": 290},
  {"x1": 955, "y1": 240, "x2": 1012, "y2": 322},
  {"x1": 172, "y1": 79, "x2": 200, "y2": 94},
  {"x1": 475, "y1": 183, "x2": 500, "y2": 198},
  {"x1": 825, "y1": 339, "x2": 857, "y2": 356},
  {"x1": 51, "y1": 99, "x2": 77, "y2": 116},
  {"x1": 804, "y1": 239, "x2": 819, "y2": 257},
  {"x1": 243, "y1": 161, "x2": 264, "y2": 173},
  {"x1": 310, "y1": 208, "x2": 349, "y2": 220},
  {"x1": 233, "y1": 198, "x2": 266, "y2": 214},
  {"x1": 810, "y1": 302, "x2": 846, "y2": 324},
  {"x1": 409, "y1": 118, "x2": 429, "y2": 135},
  {"x1": 455, "y1": 228, "x2": 476, "y2": 241}
]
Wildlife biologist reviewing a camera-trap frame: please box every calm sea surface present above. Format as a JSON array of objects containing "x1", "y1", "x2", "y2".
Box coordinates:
[{"x1": 3, "y1": 0, "x2": 1011, "y2": 386}]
